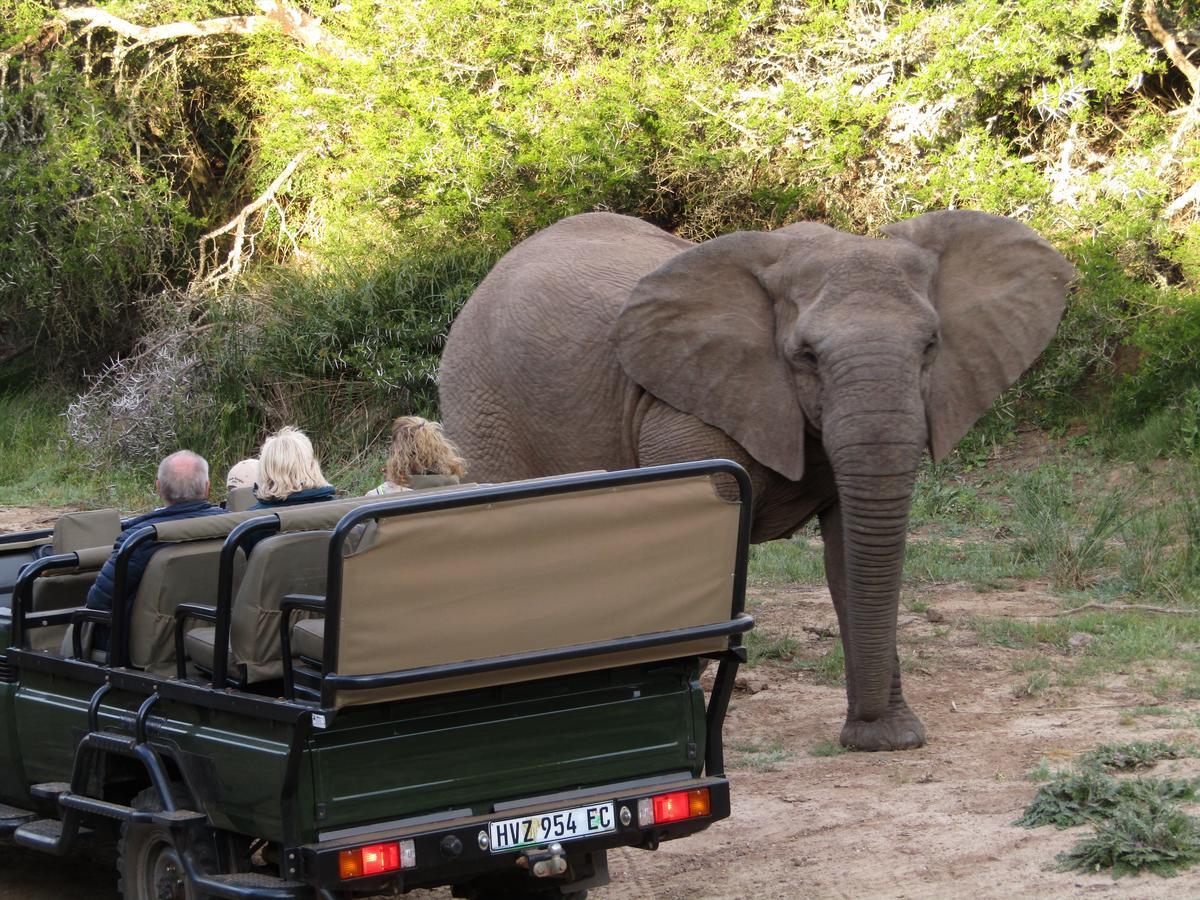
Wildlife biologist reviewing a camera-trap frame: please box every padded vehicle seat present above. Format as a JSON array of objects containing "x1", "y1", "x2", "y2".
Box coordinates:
[
  {"x1": 130, "y1": 540, "x2": 245, "y2": 675},
  {"x1": 291, "y1": 618, "x2": 324, "y2": 661},
  {"x1": 225, "y1": 487, "x2": 257, "y2": 512},
  {"x1": 287, "y1": 472, "x2": 745, "y2": 707},
  {"x1": 27, "y1": 545, "x2": 111, "y2": 652},
  {"x1": 183, "y1": 530, "x2": 329, "y2": 682},
  {"x1": 52, "y1": 508, "x2": 121, "y2": 554}
]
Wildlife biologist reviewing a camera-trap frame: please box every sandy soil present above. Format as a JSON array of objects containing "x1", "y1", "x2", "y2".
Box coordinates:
[
  {"x1": 3, "y1": 510, "x2": 1198, "y2": 898},
  {"x1": 0, "y1": 506, "x2": 73, "y2": 534}
]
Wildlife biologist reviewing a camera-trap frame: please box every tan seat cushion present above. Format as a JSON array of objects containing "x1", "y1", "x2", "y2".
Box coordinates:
[
  {"x1": 291, "y1": 617, "x2": 324, "y2": 661},
  {"x1": 29, "y1": 571, "x2": 99, "y2": 652},
  {"x1": 184, "y1": 626, "x2": 218, "y2": 670}
]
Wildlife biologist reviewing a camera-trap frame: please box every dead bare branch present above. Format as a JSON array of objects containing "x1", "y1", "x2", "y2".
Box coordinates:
[
  {"x1": 56, "y1": 1, "x2": 362, "y2": 59},
  {"x1": 1142, "y1": 0, "x2": 1200, "y2": 104},
  {"x1": 1164, "y1": 178, "x2": 1200, "y2": 219},
  {"x1": 196, "y1": 150, "x2": 309, "y2": 286}
]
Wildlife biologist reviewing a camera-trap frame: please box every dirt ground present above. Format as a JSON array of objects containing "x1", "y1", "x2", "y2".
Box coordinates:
[{"x1": 3, "y1": 507, "x2": 1198, "y2": 898}]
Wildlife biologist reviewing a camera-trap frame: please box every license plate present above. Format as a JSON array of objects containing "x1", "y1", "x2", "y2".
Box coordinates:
[{"x1": 488, "y1": 802, "x2": 615, "y2": 853}]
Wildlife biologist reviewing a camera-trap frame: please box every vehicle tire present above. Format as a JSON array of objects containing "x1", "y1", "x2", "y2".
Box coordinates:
[{"x1": 117, "y1": 786, "x2": 215, "y2": 900}]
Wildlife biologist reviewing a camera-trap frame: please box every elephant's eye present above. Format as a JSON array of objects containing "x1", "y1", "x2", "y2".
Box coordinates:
[
  {"x1": 798, "y1": 347, "x2": 818, "y2": 366},
  {"x1": 924, "y1": 338, "x2": 938, "y2": 356}
]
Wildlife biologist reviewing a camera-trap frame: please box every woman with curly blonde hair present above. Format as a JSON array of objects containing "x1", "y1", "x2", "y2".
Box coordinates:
[
  {"x1": 252, "y1": 426, "x2": 337, "y2": 509},
  {"x1": 367, "y1": 416, "x2": 466, "y2": 496}
]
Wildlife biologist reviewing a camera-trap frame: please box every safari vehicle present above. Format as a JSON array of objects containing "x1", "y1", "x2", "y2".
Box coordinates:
[{"x1": 0, "y1": 460, "x2": 753, "y2": 899}]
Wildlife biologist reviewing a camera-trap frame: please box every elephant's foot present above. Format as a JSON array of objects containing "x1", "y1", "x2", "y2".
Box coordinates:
[{"x1": 839, "y1": 704, "x2": 926, "y2": 751}]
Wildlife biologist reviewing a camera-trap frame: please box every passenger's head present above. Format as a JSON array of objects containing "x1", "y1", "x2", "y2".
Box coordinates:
[
  {"x1": 384, "y1": 416, "x2": 466, "y2": 487},
  {"x1": 225, "y1": 458, "x2": 260, "y2": 492},
  {"x1": 256, "y1": 427, "x2": 329, "y2": 501},
  {"x1": 156, "y1": 451, "x2": 211, "y2": 505}
]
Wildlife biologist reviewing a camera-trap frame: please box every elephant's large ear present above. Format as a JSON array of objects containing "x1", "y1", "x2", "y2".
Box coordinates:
[
  {"x1": 613, "y1": 228, "x2": 826, "y2": 482},
  {"x1": 883, "y1": 211, "x2": 1075, "y2": 461}
]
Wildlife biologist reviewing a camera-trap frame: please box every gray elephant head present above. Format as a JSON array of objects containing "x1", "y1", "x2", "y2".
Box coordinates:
[{"x1": 612, "y1": 210, "x2": 1074, "y2": 727}]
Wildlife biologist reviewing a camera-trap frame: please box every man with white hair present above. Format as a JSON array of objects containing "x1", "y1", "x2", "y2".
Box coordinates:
[{"x1": 84, "y1": 450, "x2": 226, "y2": 645}]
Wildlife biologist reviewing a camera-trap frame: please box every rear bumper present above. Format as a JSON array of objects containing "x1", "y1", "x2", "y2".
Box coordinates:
[{"x1": 302, "y1": 775, "x2": 730, "y2": 894}]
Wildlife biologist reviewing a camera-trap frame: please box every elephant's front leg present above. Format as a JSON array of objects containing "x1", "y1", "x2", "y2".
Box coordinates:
[{"x1": 819, "y1": 501, "x2": 926, "y2": 751}]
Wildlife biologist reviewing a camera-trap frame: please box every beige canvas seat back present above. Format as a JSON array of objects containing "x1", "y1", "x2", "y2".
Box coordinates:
[
  {"x1": 27, "y1": 545, "x2": 111, "y2": 652},
  {"x1": 225, "y1": 487, "x2": 257, "y2": 513},
  {"x1": 185, "y1": 531, "x2": 330, "y2": 682},
  {"x1": 329, "y1": 473, "x2": 743, "y2": 707},
  {"x1": 129, "y1": 540, "x2": 245, "y2": 675},
  {"x1": 52, "y1": 509, "x2": 121, "y2": 554}
]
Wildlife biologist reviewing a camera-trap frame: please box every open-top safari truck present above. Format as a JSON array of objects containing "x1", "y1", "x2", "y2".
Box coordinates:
[{"x1": 0, "y1": 460, "x2": 753, "y2": 899}]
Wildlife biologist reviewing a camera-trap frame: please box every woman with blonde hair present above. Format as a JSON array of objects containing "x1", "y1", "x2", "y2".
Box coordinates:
[
  {"x1": 367, "y1": 416, "x2": 466, "y2": 495},
  {"x1": 252, "y1": 426, "x2": 337, "y2": 510}
]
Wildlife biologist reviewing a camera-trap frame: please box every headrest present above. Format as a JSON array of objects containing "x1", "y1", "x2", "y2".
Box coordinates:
[
  {"x1": 52, "y1": 509, "x2": 121, "y2": 554},
  {"x1": 225, "y1": 486, "x2": 257, "y2": 512}
]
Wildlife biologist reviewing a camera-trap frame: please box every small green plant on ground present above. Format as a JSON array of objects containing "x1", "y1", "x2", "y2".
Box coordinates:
[
  {"x1": 791, "y1": 641, "x2": 845, "y2": 685},
  {"x1": 1079, "y1": 741, "x2": 1194, "y2": 772},
  {"x1": 744, "y1": 630, "x2": 801, "y2": 667},
  {"x1": 1019, "y1": 739, "x2": 1200, "y2": 878},
  {"x1": 809, "y1": 740, "x2": 847, "y2": 758},
  {"x1": 1057, "y1": 798, "x2": 1200, "y2": 879},
  {"x1": 1018, "y1": 768, "x2": 1198, "y2": 829},
  {"x1": 1026, "y1": 757, "x2": 1056, "y2": 782},
  {"x1": 730, "y1": 740, "x2": 792, "y2": 773},
  {"x1": 1013, "y1": 671, "x2": 1052, "y2": 698}
]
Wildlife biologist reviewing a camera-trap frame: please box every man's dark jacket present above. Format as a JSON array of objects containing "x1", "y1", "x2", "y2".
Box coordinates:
[{"x1": 85, "y1": 499, "x2": 226, "y2": 617}]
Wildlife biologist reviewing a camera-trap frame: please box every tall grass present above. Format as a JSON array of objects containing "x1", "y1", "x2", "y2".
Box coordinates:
[{"x1": 0, "y1": 391, "x2": 153, "y2": 511}]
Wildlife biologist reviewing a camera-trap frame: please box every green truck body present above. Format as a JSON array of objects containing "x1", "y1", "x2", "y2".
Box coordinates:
[{"x1": 0, "y1": 461, "x2": 752, "y2": 899}]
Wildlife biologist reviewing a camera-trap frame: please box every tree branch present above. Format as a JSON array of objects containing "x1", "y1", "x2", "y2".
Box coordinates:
[
  {"x1": 1142, "y1": 0, "x2": 1200, "y2": 104},
  {"x1": 1165, "y1": 178, "x2": 1200, "y2": 218},
  {"x1": 57, "y1": 2, "x2": 361, "y2": 58},
  {"x1": 196, "y1": 150, "x2": 308, "y2": 284}
]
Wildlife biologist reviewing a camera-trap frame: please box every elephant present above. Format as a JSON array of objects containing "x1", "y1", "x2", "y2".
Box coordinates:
[{"x1": 438, "y1": 210, "x2": 1074, "y2": 751}]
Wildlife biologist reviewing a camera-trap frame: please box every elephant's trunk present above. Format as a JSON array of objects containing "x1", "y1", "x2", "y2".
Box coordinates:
[{"x1": 823, "y1": 364, "x2": 925, "y2": 723}]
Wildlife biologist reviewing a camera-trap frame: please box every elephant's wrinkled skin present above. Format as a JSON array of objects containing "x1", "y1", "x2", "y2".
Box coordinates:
[{"x1": 439, "y1": 211, "x2": 1074, "y2": 751}]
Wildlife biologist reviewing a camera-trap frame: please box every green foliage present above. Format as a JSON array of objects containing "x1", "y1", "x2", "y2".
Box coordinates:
[
  {"x1": 194, "y1": 249, "x2": 498, "y2": 456},
  {"x1": 749, "y1": 536, "x2": 826, "y2": 585},
  {"x1": 1079, "y1": 741, "x2": 1195, "y2": 772},
  {"x1": 2, "y1": 0, "x2": 1200, "y2": 468},
  {"x1": 1021, "y1": 735, "x2": 1200, "y2": 878},
  {"x1": 1058, "y1": 798, "x2": 1200, "y2": 878},
  {"x1": 1017, "y1": 769, "x2": 1199, "y2": 829},
  {"x1": 792, "y1": 640, "x2": 844, "y2": 685},
  {"x1": 0, "y1": 390, "x2": 155, "y2": 509},
  {"x1": 1010, "y1": 467, "x2": 1130, "y2": 589},
  {"x1": 744, "y1": 629, "x2": 801, "y2": 667},
  {"x1": 731, "y1": 738, "x2": 792, "y2": 772}
]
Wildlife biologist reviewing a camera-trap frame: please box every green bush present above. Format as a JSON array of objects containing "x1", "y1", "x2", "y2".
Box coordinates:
[{"x1": 2, "y1": 0, "x2": 1199, "y2": 463}]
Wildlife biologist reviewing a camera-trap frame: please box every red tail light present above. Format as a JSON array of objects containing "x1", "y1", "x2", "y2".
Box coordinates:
[
  {"x1": 338, "y1": 839, "x2": 415, "y2": 879},
  {"x1": 640, "y1": 787, "x2": 711, "y2": 825}
]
